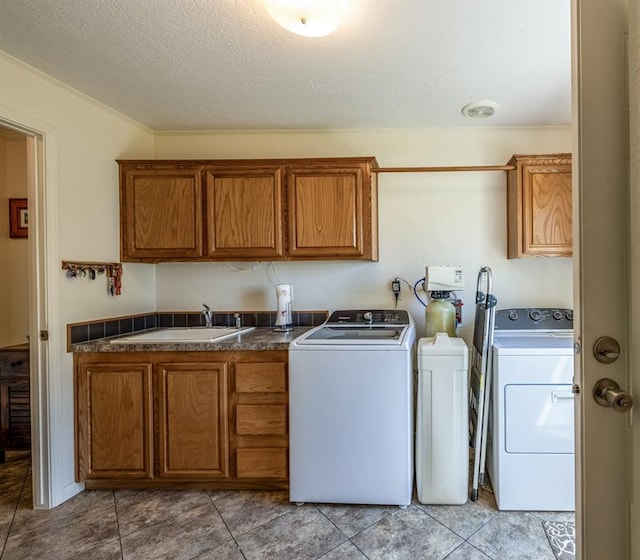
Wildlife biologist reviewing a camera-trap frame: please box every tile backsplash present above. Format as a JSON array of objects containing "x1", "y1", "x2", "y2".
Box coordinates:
[{"x1": 68, "y1": 310, "x2": 328, "y2": 351}]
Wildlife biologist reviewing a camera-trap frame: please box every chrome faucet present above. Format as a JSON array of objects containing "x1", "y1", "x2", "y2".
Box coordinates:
[
  {"x1": 234, "y1": 313, "x2": 242, "y2": 329},
  {"x1": 202, "y1": 303, "x2": 213, "y2": 327}
]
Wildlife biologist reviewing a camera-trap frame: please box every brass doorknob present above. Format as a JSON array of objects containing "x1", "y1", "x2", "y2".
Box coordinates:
[{"x1": 593, "y1": 378, "x2": 633, "y2": 413}]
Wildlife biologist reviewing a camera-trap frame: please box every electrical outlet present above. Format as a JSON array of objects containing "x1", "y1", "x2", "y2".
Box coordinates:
[{"x1": 391, "y1": 278, "x2": 401, "y2": 308}]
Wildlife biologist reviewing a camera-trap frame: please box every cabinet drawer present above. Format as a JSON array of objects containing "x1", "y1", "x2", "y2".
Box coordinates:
[
  {"x1": 236, "y1": 405, "x2": 287, "y2": 435},
  {"x1": 235, "y1": 363, "x2": 286, "y2": 393},
  {"x1": 236, "y1": 448, "x2": 287, "y2": 479},
  {"x1": 0, "y1": 352, "x2": 30, "y2": 376}
]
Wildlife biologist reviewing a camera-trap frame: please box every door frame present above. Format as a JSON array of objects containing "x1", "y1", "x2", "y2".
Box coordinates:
[{"x1": 0, "y1": 106, "x2": 65, "y2": 509}]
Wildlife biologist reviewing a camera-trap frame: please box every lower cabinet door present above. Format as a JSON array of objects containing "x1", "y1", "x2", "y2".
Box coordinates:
[
  {"x1": 157, "y1": 362, "x2": 230, "y2": 479},
  {"x1": 77, "y1": 363, "x2": 154, "y2": 480}
]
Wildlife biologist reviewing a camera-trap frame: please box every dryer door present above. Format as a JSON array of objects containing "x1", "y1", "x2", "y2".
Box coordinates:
[{"x1": 505, "y1": 384, "x2": 575, "y2": 453}]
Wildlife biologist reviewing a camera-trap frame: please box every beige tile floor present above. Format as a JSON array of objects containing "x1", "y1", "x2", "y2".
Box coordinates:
[{"x1": 0, "y1": 452, "x2": 573, "y2": 560}]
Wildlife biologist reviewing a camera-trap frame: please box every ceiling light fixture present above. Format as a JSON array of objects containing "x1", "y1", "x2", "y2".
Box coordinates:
[
  {"x1": 461, "y1": 100, "x2": 499, "y2": 119},
  {"x1": 263, "y1": 0, "x2": 348, "y2": 38}
]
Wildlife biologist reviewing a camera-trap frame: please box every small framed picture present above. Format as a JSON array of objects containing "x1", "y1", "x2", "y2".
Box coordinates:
[{"x1": 9, "y1": 198, "x2": 28, "y2": 239}]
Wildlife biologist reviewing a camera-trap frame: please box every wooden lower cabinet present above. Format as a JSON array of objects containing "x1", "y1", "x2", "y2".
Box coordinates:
[{"x1": 75, "y1": 351, "x2": 288, "y2": 489}]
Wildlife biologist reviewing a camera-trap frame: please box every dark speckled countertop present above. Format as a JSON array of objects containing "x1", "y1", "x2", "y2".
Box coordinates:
[{"x1": 71, "y1": 327, "x2": 312, "y2": 353}]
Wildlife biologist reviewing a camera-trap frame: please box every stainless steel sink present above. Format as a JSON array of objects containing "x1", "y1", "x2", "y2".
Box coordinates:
[{"x1": 110, "y1": 326, "x2": 255, "y2": 344}]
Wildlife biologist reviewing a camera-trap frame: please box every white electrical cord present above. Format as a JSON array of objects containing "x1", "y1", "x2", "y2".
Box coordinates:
[
  {"x1": 225, "y1": 262, "x2": 264, "y2": 273},
  {"x1": 396, "y1": 277, "x2": 417, "y2": 295},
  {"x1": 268, "y1": 262, "x2": 283, "y2": 286}
]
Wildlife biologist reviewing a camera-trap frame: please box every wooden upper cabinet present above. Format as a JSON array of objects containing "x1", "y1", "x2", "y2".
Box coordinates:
[
  {"x1": 286, "y1": 159, "x2": 378, "y2": 260},
  {"x1": 120, "y1": 164, "x2": 203, "y2": 261},
  {"x1": 507, "y1": 154, "x2": 572, "y2": 258},
  {"x1": 118, "y1": 157, "x2": 378, "y2": 262},
  {"x1": 203, "y1": 166, "x2": 285, "y2": 259}
]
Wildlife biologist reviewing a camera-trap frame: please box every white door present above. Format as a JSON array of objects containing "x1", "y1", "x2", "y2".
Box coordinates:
[{"x1": 573, "y1": 0, "x2": 638, "y2": 558}]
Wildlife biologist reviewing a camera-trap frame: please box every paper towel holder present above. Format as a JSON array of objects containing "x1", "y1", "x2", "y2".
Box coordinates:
[{"x1": 273, "y1": 284, "x2": 294, "y2": 332}]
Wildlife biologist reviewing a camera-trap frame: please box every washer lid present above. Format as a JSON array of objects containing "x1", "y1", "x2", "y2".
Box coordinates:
[{"x1": 299, "y1": 325, "x2": 408, "y2": 345}]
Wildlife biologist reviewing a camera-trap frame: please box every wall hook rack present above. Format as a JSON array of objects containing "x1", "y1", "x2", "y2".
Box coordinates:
[{"x1": 61, "y1": 261, "x2": 123, "y2": 296}]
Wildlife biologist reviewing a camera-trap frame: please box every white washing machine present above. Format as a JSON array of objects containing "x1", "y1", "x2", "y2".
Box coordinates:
[
  {"x1": 486, "y1": 308, "x2": 575, "y2": 511},
  {"x1": 288, "y1": 309, "x2": 415, "y2": 506}
]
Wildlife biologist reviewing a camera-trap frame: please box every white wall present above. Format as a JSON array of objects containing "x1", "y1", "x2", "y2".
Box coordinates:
[
  {"x1": 0, "y1": 131, "x2": 29, "y2": 346},
  {"x1": 154, "y1": 128, "x2": 573, "y2": 344},
  {"x1": 0, "y1": 51, "x2": 155, "y2": 505}
]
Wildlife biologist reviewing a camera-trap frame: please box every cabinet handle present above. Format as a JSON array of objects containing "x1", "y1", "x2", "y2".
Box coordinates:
[{"x1": 11, "y1": 361, "x2": 23, "y2": 367}]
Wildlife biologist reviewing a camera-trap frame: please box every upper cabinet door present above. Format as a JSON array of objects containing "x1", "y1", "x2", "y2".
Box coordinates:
[
  {"x1": 507, "y1": 154, "x2": 572, "y2": 258},
  {"x1": 203, "y1": 166, "x2": 285, "y2": 260},
  {"x1": 286, "y1": 160, "x2": 378, "y2": 260},
  {"x1": 120, "y1": 164, "x2": 203, "y2": 261}
]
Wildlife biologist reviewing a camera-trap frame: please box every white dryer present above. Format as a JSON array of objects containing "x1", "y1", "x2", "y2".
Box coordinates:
[{"x1": 486, "y1": 308, "x2": 575, "y2": 511}]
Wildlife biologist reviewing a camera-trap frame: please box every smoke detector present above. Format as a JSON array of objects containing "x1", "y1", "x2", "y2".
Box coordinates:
[{"x1": 461, "y1": 100, "x2": 499, "y2": 119}]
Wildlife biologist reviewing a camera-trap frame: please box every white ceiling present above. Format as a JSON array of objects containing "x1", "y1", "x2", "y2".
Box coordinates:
[{"x1": 0, "y1": 0, "x2": 572, "y2": 131}]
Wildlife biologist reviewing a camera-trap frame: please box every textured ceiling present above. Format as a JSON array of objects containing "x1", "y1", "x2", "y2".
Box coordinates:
[{"x1": 0, "y1": 0, "x2": 571, "y2": 131}]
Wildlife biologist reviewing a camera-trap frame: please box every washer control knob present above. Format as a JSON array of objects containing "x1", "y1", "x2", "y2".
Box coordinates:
[
  {"x1": 566, "y1": 310, "x2": 574, "y2": 321},
  {"x1": 363, "y1": 312, "x2": 373, "y2": 324},
  {"x1": 553, "y1": 310, "x2": 564, "y2": 320},
  {"x1": 508, "y1": 310, "x2": 518, "y2": 321},
  {"x1": 529, "y1": 309, "x2": 542, "y2": 322}
]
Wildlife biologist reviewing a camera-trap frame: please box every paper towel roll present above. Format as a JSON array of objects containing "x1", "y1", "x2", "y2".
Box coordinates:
[{"x1": 275, "y1": 284, "x2": 292, "y2": 327}]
